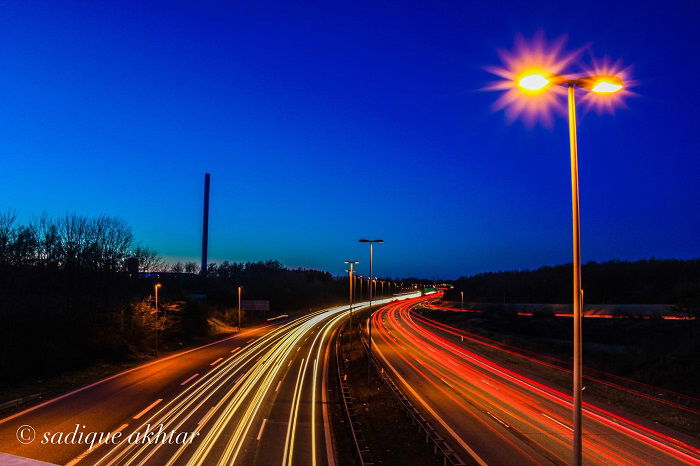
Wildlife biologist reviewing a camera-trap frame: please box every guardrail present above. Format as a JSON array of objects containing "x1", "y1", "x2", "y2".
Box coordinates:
[
  {"x1": 335, "y1": 324, "x2": 375, "y2": 466},
  {"x1": 0, "y1": 392, "x2": 44, "y2": 414},
  {"x1": 359, "y1": 326, "x2": 467, "y2": 466}
]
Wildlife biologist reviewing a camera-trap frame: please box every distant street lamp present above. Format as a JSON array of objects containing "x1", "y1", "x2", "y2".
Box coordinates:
[
  {"x1": 154, "y1": 283, "x2": 162, "y2": 357},
  {"x1": 359, "y1": 239, "x2": 383, "y2": 357},
  {"x1": 237, "y1": 286, "x2": 243, "y2": 332},
  {"x1": 460, "y1": 291, "x2": 464, "y2": 310},
  {"x1": 345, "y1": 260, "x2": 359, "y2": 328}
]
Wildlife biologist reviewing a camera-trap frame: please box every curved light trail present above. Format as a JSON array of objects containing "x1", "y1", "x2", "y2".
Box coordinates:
[
  {"x1": 66, "y1": 293, "x2": 421, "y2": 466},
  {"x1": 419, "y1": 304, "x2": 699, "y2": 415},
  {"x1": 372, "y1": 296, "x2": 700, "y2": 465}
]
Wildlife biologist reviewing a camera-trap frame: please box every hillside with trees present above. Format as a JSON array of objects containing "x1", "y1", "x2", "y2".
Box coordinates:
[{"x1": 451, "y1": 259, "x2": 700, "y2": 312}]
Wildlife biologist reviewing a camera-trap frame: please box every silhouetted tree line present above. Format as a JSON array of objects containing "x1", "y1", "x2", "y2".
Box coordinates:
[
  {"x1": 451, "y1": 259, "x2": 700, "y2": 311},
  {"x1": 0, "y1": 212, "x2": 348, "y2": 387},
  {"x1": 0, "y1": 211, "x2": 162, "y2": 272},
  {"x1": 201, "y1": 260, "x2": 345, "y2": 311}
]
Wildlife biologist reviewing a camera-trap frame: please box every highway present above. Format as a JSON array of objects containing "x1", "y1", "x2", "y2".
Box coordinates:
[
  {"x1": 372, "y1": 296, "x2": 700, "y2": 466},
  {"x1": 0, "y1": 295, "x2": 418, "y2": 466}
]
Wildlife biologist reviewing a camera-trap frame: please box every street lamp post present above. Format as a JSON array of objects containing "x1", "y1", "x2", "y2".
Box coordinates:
[
  {"x1": 237, "y1": 286, "x2": 242, "y2": 332},
  {"x1": 345, "y1": 260, "x2": 359, "y2": 328},
  {"x1": 154, "y1": 283, "x2": 162, "y2": 357},
  {"x1": 460, "y1": 291, "x2": 464, "y2": 310},
  {"x1": 514, "y1": 72, "x2": 625, "y2": 466},
  {"x1": 359, "y1": 239, "x2": 383, "y2": 358},
  {"x1": 566, "y1": 80, "x2": 585, "y2": 466}
]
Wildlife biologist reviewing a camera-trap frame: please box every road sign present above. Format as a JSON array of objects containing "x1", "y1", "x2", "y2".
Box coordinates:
[{"x1": 241, "y1": 300, "x2": 270, "y2": 311}]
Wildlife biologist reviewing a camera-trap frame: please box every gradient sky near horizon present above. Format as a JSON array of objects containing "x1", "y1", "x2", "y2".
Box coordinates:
[{"x1": 1, "y1": 1, "x2": 699, "y2": 279}]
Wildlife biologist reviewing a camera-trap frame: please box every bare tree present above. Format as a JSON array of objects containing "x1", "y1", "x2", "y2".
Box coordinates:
[
  {"x1": 0, "y1": 212, "x2": 162, "y2": 273},
  {"x1": 93, "y1": 216, "x2": 134, "y2": 272},
  {"x1": 184, "y1": 261, "x2": 200, "y2": 274},
  {"x1": 0, "y1": 210, "x2": 17, "y2": 265},
  {"x1": 170, "y1": 261, "x2": 184, "y2": 273},
  {"x1": 57, "y1": 214, "x2": 91, "y2": 269},
  {"x1": 32, "y1": 213, "x2": 61, "y2": 268},
  {"x1": 134, "y1": 246, "x2": 165, "y2": 273}
]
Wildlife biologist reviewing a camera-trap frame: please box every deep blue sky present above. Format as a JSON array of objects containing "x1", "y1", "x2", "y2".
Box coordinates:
[{"x1": 1, "y1": 1, "x2": 698, "y2": 278}]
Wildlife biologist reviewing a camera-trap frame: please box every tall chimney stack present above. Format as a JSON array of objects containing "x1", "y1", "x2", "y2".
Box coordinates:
[{"x1": 201, "y1": 173, "x2": 210, "y2": 276}]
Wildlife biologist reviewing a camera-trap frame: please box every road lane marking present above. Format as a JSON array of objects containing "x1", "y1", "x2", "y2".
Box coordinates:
[
  {"x1": 231, "y1": 346, "x2": 241, "y2": 353},
  {"x1": 481, "y1": 378, "x2": 498, "y2": 389},
  {"x1": 210, "y1": 357, "x2": 224, "y2": 366},
  {"x1": 257, "y1": 418, "x2": 268, "y2": 440},
  {"x1": 275, "y1": 381, "x2": 282, "y2": 392},
  {"x1": 65, "y1": 423, "x2": 129, "y2": 466},
  {"x1": 375, "y1": 341, "x2": 488, "y2": 466},
  {"x1": 486, "y1": 411, "x2": 510, "y2": 428},
  {"x1": 199, "y1": 406, "x2": 217, "y2": 426},
  {"x1": 133, "y1": 399, "x2": 163, "y2": 420},
  {"x1": 321, "y1": 333, "x2": 337, "y2": 466},
  {"x1": 180, "y1": 373, "x2": 199, "y2": 386},
  {"x1": 542, "y1": 412, "x2": 573, "y2": 431}
]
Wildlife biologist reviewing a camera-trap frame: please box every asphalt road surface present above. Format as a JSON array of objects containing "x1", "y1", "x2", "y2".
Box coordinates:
[
  {"x1": 372, "y1": 296, "x2": 700, "y2": 466},
  {"x1": 0, "y1": 294, "x2": 418, "y2": 466}
]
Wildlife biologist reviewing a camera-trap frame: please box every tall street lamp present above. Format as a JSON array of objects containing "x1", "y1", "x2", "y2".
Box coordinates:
[
  {"x1": 154, "y1": 283, "x2": 162, "y2": 357},
  {"x1": 237, "y1": 286, "x2": 243, "y2": 332},
  {"x1": 359, "y1": 239, "x2": 383, "y2": 357},
  {"x1": 513, "y1": 71, "x2": 625, "y2": 466},
  {"x1": 460, "y1": 291, "x2": 464, "y2": 310},
  {"x1": 345, "y1": 260, "x2": 359, "y2": 328}
]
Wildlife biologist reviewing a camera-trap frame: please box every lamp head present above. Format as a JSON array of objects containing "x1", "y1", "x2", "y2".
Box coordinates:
[
  {"x1": 517, "y1": 72, "x2": 551, "y2": 92},
  {"x1": 580, "y1": 75, "x2": 624, "y2": 94}
]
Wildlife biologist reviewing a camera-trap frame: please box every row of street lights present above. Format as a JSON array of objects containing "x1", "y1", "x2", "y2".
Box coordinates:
[{"x1": 358, "y1": 239, "x2": 382, "y2": 357}]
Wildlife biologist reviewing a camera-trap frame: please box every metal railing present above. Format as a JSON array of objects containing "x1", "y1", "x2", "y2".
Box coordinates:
[
  {"x1": 0, "y1": 392, "x2": 44, "y2": 415},
  {"x1": 359, "y1": 327, "x2": 467, "y2": 466},
  {"x1": 335, "y1": 326, "x2": 375, "y2": 465}
]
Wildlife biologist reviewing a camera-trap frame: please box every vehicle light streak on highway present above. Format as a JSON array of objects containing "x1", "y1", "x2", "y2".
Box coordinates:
[
  {"x1": 372, "y1": 297, "x2": 700, "y2": 465},
  {"x1": 411, "y1": 309, "x2": 700, "y2": 415},
  {"x1": 79, "y1": 293, "x2": 420, "y2": 466}
]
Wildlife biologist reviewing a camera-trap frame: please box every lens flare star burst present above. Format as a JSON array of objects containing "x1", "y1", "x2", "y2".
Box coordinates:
[{"x1": 485, "y1": 32, "x2": 580, "y2": 127}]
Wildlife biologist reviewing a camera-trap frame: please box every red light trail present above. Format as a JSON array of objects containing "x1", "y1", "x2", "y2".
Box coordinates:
[{"x1": 372, "y1": 296, "x2": 700, "y2": 465}]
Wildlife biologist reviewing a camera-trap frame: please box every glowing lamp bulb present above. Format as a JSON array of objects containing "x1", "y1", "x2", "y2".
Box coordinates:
[
  {"x1": 517, "y1": 74, "x2": 550, "y2": 91},
  {"x1": 590, "y1": 80, "x2": 623, "y2": 94}
]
